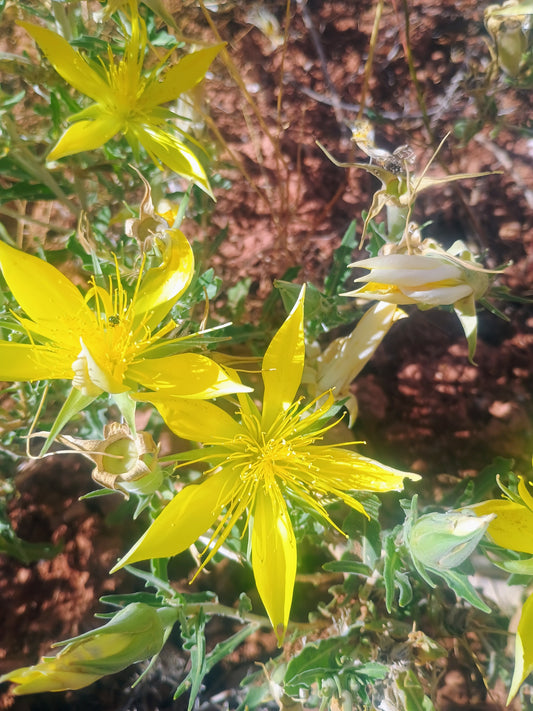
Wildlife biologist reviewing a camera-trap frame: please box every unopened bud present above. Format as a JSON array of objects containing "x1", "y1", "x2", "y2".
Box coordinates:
[
  {"x1": 0, "y1": 603, "x2": 178, "y2": 695},
  {"x1": 408, "y1": 510, "x2": 494, "y2": 571}
]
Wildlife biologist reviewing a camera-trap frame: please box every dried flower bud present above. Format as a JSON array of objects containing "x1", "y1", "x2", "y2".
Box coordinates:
[{"x1": 59, "y1": 423, "x2": 162, "y2": 497}]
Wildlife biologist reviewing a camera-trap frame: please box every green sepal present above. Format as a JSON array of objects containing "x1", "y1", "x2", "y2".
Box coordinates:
[{"x1": 40, "y1": 388, "x2": 96, "y2": 455}]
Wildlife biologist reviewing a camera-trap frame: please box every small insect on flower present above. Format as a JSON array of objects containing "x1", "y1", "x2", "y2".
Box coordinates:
[{"x1": 351, "y1": 119, "x2": 416, "y2": 175}]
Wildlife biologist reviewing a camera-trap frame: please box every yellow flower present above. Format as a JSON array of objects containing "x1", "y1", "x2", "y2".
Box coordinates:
[
  {"x1": 0, "y1": 232, "x2": 246, "y2": 401},
  {"x1": 112, "y1": 287, "x2": 419, "y2": 644},
  {"x1": 345, "y1": 249, "x2": 492, "y2": 361},
  {"x1": 473, "y1": 476, "x2": 533, "y2": 556},
  {"x1": 19, "y1": 13, "x2": 224, "y2": 195},
  {"x1": 0, "y1": 602, "x2": 177, "y2": 695},
  {"x1": 472, "y1": 474, "x2": 533, "y2": 702}
]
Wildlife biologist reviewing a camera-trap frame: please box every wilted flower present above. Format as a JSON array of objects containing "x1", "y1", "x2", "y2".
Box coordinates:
[
  {"x1": 485, "y1": 1, "x2": 533, "y2": 77},
  {"x1": 306, "y1": 302, "x2": 405, "y2": 426},
  {"x1": 318, "y1": 134, "x2": 494, "y2": 246},
  {"x1": 20, "y1": 8, "x2": 223, "y2": 194},
  {"x1": 345, "y1": 246, "x2": 494, "y2": 361},
  {"x1": 0, "y1": 603, "x2": 177, "y2": 695},
  {"x1": 58, "y1": 422, "x2": 162, "y2": 497},
  {"x1": 112, "y1": 287, "x2": 419, "y2": 644}
]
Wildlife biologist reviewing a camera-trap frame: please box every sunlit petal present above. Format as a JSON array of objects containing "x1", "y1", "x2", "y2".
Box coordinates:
[
  {"x1": 111, "y1": 470, "x2": 240, "y2": 571},
  {"x1": 0, "y1": 343, "x2": 73, "y2": 381},
  {"x1": 311, "y1": 448, "x2": 419, "y2": 492},
  {"x1": 508, "y1": 591, "x2": 533, "y2": 702},
  {"x1": 133, "y1": 393, "x2": 243, "y2": 442},
  {"x1": 317, "y1": 302, "x2": 399, "y2": 394},
  {"x1": 473, "y1": 499, "x2": 533, "y2": 555},
  {"x1": 134, "y1": 126, "x2": 212, "y2": 196},
  {"x1": 0, "y1": 241, "x2": 91, "y2": 329},
  {"x1": 4, "y1": 668, "x2": 101, "y2": 695},
  {"x1": 48, "y1": 117, "x2": 122, "y2": 161},
  {"x1": 453, "y1": 293, "x2": 478, "y2": 363},
  {"x1": 133, "y1": 229, "x2": 194, "y2": 331},
  {"x1": 407, "y1": 283, "x2": 471, "y2": 305},
  {"x1": 127, "y1": 352, "x2": 251, "y2": 397},
  {"x1": 261, "y1": 285, "x2": 306, "y2": 431},
  {"x1": 252, "y1": 486, "x2": 297, "y2": 645},
  {"x1": 140, "y1": 44, "x2": 225, "y2": 108},
  {"x1": 19, "y1": 21, "x2": 110, "y2": 101},
  {"x1": 352, "y1": 255, "x2": 462, "y2": 287},
  {"x1": 75, "y1": 339, "x2": 128, "y2": 395}
]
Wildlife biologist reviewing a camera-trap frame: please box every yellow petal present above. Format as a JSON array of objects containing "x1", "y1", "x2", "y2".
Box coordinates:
[
  {"x1": 4, "y1": 667, "x2": 101, "y2": 695},
  {"x1": 474, "y1": 500, "x2": 533, "y2": 554},
  {"x1": 0, "y1": 343, "x2": 72, "y2": 380},
  {"x1": 508, "y1": 591, "x2": 533, "y2": 702},
  {"x1": 0, "y1": 241, "x2": 91, "y2": 329},
  {"x1": 48, "y1": 117, "x2": 122, "y2": 161},
  {"x1": 111, "y1": 471, "x2": 238, "y2": 571},
  {"x1": 252, "y1": 486, "x2": 297, "y2": 645},
  {"x1": 134, "y1": 126, "x2": 212, "y2": 196},
  {"x1": 134, "y1": 229, "x2": 194, "y2": 331},
  {"x1": 261, "y1": 285, "x2": 306, "y2": 431},
  {"x1": 133, "y1": 393, "x2": 242, "y2": 442},
  {"x1": 75, "y1": 339, "x2": 127, "y2": 395},
  {"x1": 126, "y1": 352, "x2": 250, "y2": 398},
  {"x1": 312, "y1": 448, "x2": 419, "y2": 493},
  {"x1": 518, "y1": 477, "x2": 533, "y2": 512},
  {"x1": 18, "y1": 22, "x2": 109, "y2": 102},
  {"x1": 140, "y1": 43, "x2": 225, "y2": 108}
]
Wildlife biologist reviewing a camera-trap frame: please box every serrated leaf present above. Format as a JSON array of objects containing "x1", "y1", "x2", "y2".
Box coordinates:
[
  {"x1": 383, "y1": 531, "x2": 411, "y2": 612},
  {"x1": 174, "y1": 608, "x2": 207, "y2": 707}
]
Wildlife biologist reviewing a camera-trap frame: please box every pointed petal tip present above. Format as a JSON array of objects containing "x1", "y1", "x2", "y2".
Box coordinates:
[{"x1": 275, "y1": 623, "x2": 287, "y2": 647}]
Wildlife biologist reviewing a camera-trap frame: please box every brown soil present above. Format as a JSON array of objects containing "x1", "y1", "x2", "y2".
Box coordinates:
[{"x1": 1, "y1": 1, "x2": 532, "y2": 709}]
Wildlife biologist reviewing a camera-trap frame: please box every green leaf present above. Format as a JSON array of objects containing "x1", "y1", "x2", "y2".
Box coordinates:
[
  {"x1": 322, "y1": 559, "x2": 372, "y2": 576},
  {"x1": 364, "y1": 215, "x2": 387, "y2": 257},
  {"x1": 324, "y1": 220, "x2": 357, "y2": 296},
  {"x1": 0, "y1": 532, "x2": 62, "y2": 564},
  {"x1": 285, "y1": 637, "x2": 347, "y2": 692},
  {"x1": 396, "y1": 669, "x2": 436, "y2": 711},
  {"x1": 41, "y1": 388, "x2": 96, "y2": 455},
  {"x1": 178, "y1": 608, "x2": 207, "y2": 710},
  {"x1": 496, "y1": 556, "x2": 533, "y2": 575},
  {"x1": 383, "y1": 531, "x2": 412, "y2": 611},
  {"x1": 434, "y1": 569, "x2": 491, "y2": 613}
]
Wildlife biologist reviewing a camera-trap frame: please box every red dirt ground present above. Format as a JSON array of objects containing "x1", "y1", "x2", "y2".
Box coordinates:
[{"x1": 1, "y1": 1, "x2": 532, "y2": 709}]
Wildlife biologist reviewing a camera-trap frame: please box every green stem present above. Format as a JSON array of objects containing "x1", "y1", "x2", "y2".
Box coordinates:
[
  {"x1": 180, "y1": 600, "x2": 331, "y2": 636},
  {"x1": 4, "y1": 117, "x2": 79, "y2": 217}
]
